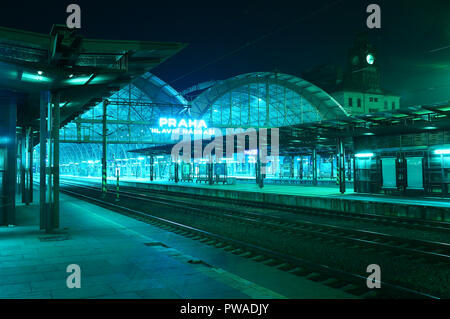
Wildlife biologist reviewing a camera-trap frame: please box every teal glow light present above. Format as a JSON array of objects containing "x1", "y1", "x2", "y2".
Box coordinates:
[
  {"x1": 434, "y1": 149, "x2": 450, "y2": 155},
  {"x1": 65, "y1": 74, "x2": 93, "y2": 85},
  {"x1": 21, "y1": 72, "x2": 51, "y2": 83},
  {"x1": 366, "y1": 54, "x2": 375, "y2": 65},
  {"x1": 355, "y1": 152, "x2": 374, "y2": 158}
]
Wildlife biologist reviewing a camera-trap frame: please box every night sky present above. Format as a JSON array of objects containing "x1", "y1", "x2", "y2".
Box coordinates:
[{"x1": 1, "y1": 0, "x2": 449, "y2": 107}]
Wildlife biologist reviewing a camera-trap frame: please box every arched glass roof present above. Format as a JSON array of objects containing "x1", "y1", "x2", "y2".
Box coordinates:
[
  {"x1": 36, "y1": 72, "x2": 188, "y2": 165},
  {"x1": 35, "y1": 71, "x2": 349, "y2": 169},
  {"x1": 190, "y1": 72, "x2": 348, "y2": 127}
]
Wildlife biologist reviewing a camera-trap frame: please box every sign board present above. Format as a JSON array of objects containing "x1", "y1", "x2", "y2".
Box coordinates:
[
  {"x1": 406, "y1": 157, "x2": 423, "y2": 189},
  {"x1": 381, "y1": 157, "x2": 397, "y2": 188}
]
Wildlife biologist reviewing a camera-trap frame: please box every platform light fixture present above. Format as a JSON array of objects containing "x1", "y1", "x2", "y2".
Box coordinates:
[
  {"x1": 434, "y1": 149, "x2": 450, "y2": 155},
  {"x1": 355, "y1": 152, "x2": 374, "y2": 158}
]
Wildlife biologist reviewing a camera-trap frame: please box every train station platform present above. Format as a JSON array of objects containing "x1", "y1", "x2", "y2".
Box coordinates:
[
  {"x1": 62, "y1": 175, "x2": 450, "y2": 222},
  {"x1": 0, "y1": 190, "x2": 354, "y2": 299}
]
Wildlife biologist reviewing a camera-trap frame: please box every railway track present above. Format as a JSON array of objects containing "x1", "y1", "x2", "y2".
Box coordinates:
[
  {"x1": 59, "y1": 180, "x2": 446, "y2": 298},
  {"x1": 61, "y1": 181, "x2": 450, "y2": 263},
  {"x1": 65, "y1": 178, "x2": 450, "y2": 233}
]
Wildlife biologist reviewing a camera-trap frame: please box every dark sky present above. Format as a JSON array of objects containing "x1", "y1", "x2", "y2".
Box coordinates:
[{"x1": 1, "y1": 0, "x2": 449, "y2": 107}]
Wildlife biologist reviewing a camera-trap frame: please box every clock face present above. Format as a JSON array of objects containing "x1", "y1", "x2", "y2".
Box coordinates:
[{"x1": 366, "y1": 53, "x2": 375, "y2": 65}]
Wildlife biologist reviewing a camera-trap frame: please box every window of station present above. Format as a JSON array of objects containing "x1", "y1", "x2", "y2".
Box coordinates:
[
  {"x1": 369, "y1": 97, "x2": 374, "y2": 102},
  {"x1": 357, "y1": 98, "x2": 361, "y2": 107},
  {"x1": 392, "y1": 101, "x2": 396, "y2": 109},
  {"x1": 348, "y1": 97, "x2": 353, "y2": 106}
]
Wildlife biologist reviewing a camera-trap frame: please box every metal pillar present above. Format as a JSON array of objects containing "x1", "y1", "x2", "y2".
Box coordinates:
[
  {"x1": 29, "y1": 130, "x2": 33, "y2": 203},
  {"x1": 256, "y1": 136, "x2": 264, "y2": 188},
  {"x1": 312, "y1": 148, "x2": 317, "y2": 186},
  {"x1": 116, "y1": 167, "x2": 120, "y2": 201},
  {"x1": 0, "y1": 91, "x2": 17, "y2": 226},
  {"x1": 53, "y1": 93, "x2": 60, "y2": 228},
  {"x1": 21, "y1": 127, "x2": 32, "y2": 204},
  {"x1": 291, "y1": 157, "x2": 295, "y2": 178},
  {"x1": 353, "y1": 154, "x2": 357, "y2": 192},
  {"x1": 330, "y1": 155, "x2": 334, "y2": 182},
  {"x1": 208, "y1": 155, "x2": 213, "y2": 185},
  {"x1": 150, "y1": 156, "x2": 154, "y2": 181},
  {"x1": 40, "y1": 91, "x2": 49, "y2": 230},
  {"x1": 101, "y1": 100, "x2": 108, "y2": 197},
  {"x1": 299, "y1": 155, "x2": 303, "y2": 180},
  {"x1": 338, "y1": 139, "x2": 346, "y2": 194},
  {"x1": 174, "y1": 162, "x2": 179, "y2": 183},
  {"x1": 347, "y1": 155, "x2": 352, "y2": 181},
  {"x1": 39, "y1": 91, "x2": 60, "y2": 232},
  {"x1": 256, "y1": 157, "x2": 264, "y2": 188}
]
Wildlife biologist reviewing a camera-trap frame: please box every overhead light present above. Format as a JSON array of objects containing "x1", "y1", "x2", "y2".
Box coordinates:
[
  {"x1": 363, "y1": 132, "x2": 375, "y2": 136},
  {"x1": 355, "y1": 152, "x2": 374, "y2": 158},
  {"x1": 434, "y1": 149, "x2": 450, "y2": 155},
  {"x1": 37, "y1": 71, "x2": 43, "y2": 75},
  {"x1": 424, "y1": 126, "x2": 437, "y2": 130},
  {"x1": 69, "y1": 74, "x2": 74, "y2": 78}
]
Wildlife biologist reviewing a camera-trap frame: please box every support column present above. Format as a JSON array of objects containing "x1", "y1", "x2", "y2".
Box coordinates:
[
  {"x1": 21, "y1": 127, "x2": 32, "y2": 205},
  {"x1": 0, "y1": 90, "x2": 17, "y2": 226},
  {"x1": 208, "y1": 155, "x2": 213, "y2": 185},
  {"x1": 52, "y1": 92, "x2": 60, "y2": 228},
  {"x1": 330, "y1": 155, "x2": 334, "y2": 182},
  {"x1": 338, "y1": 138, "x2": 346, "y2": 194},
  {"x1": 353, "y1": 153, "x2": 357, "y2": 192},
  {"x1": 40, "y1": 91, "x2": 49, "y2": 230},
  {"x1": 29, "y1": 130, "x2": 33, "y2": 203},
  {"x1": 299, "y1": 155, "x2": 303, "y2": 180},
  {"x1": 39, "y1": 91, "x2": 60, "y2": 232},
  {"x1": 150, "y1": 156, "x2": 154, "y2": 181},
  {"x1": 256, "y1": 132, "x2": 265, "y2": 189},
  {"x1": 312, "y1": 148, "x2": 317, "y2": 186},
  {"x1": 102, "y1": 100, "x2": 108, "y2": 197},
  {"x1": 45, "y1": 92, "x2": 53, "y2": 231},
  {"x1": 174, "y1": 162, "x2": 179, "y2": 183},
  {"x1": 291, "y1": 157, "x2": 295, "y2": 178},
  {"x1": 18, "y1": 132, "x2": 25, "y2": 202}
]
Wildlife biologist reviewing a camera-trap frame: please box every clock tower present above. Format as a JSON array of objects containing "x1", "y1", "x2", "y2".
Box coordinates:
[{"x1": 345, "y1": 34, "x2": 381, "y2": 93}]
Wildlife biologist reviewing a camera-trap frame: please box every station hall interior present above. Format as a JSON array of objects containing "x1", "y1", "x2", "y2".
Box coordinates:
[{"x1": 0, "y1": 10, "x2": 449, "y2": 300}]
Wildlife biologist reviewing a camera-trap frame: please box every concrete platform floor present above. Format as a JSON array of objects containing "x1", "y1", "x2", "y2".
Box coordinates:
[
  {"x1": 0, "y1": 191, "x2": 354, "y2": 299},
  {"x1": 62, "y1": 175, "x2": 450, "y2": 209}
]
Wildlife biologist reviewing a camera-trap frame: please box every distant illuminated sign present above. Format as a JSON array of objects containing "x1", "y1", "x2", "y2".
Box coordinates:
[
  {"x1": 244, "y1": 149, "x2": 258, "y2": 155},
  {"x1": 434, "y1": 149, "x2": 450, "y2": 155},
  {"x1": 151, "y1": 118, "x2": 212, "y2": 134},
  {"x1": 355, "y1": 152, "x2": 374, "y2": 158}
]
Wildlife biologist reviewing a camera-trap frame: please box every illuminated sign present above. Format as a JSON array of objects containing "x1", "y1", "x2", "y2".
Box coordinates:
[
  {"x1": 159, "y1": 118, "x2": 207, "y2": 129},
  {"x1": 150, "y1": 118, "x2": 212, "y2": 135},
  {"x1": 244, "y1": 149, "x2": 258, "y2": 155}
]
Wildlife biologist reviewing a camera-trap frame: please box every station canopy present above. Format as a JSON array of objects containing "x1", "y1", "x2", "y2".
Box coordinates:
[
  {"x1": 38, "y1": 72, "x2": 189, "y2": 165},
  {"x1": 130, "y1": 72, "x2": 351, "y2": 157},
  {"x1": 53, "y1": 71, "x2": 352, "y2": 164},
  {"x1": 0, "y1": 25, "x2": 186, "y2": 132},
  {"x1": 190, "y1": 72, "x2": 349, "y2": 128}
]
